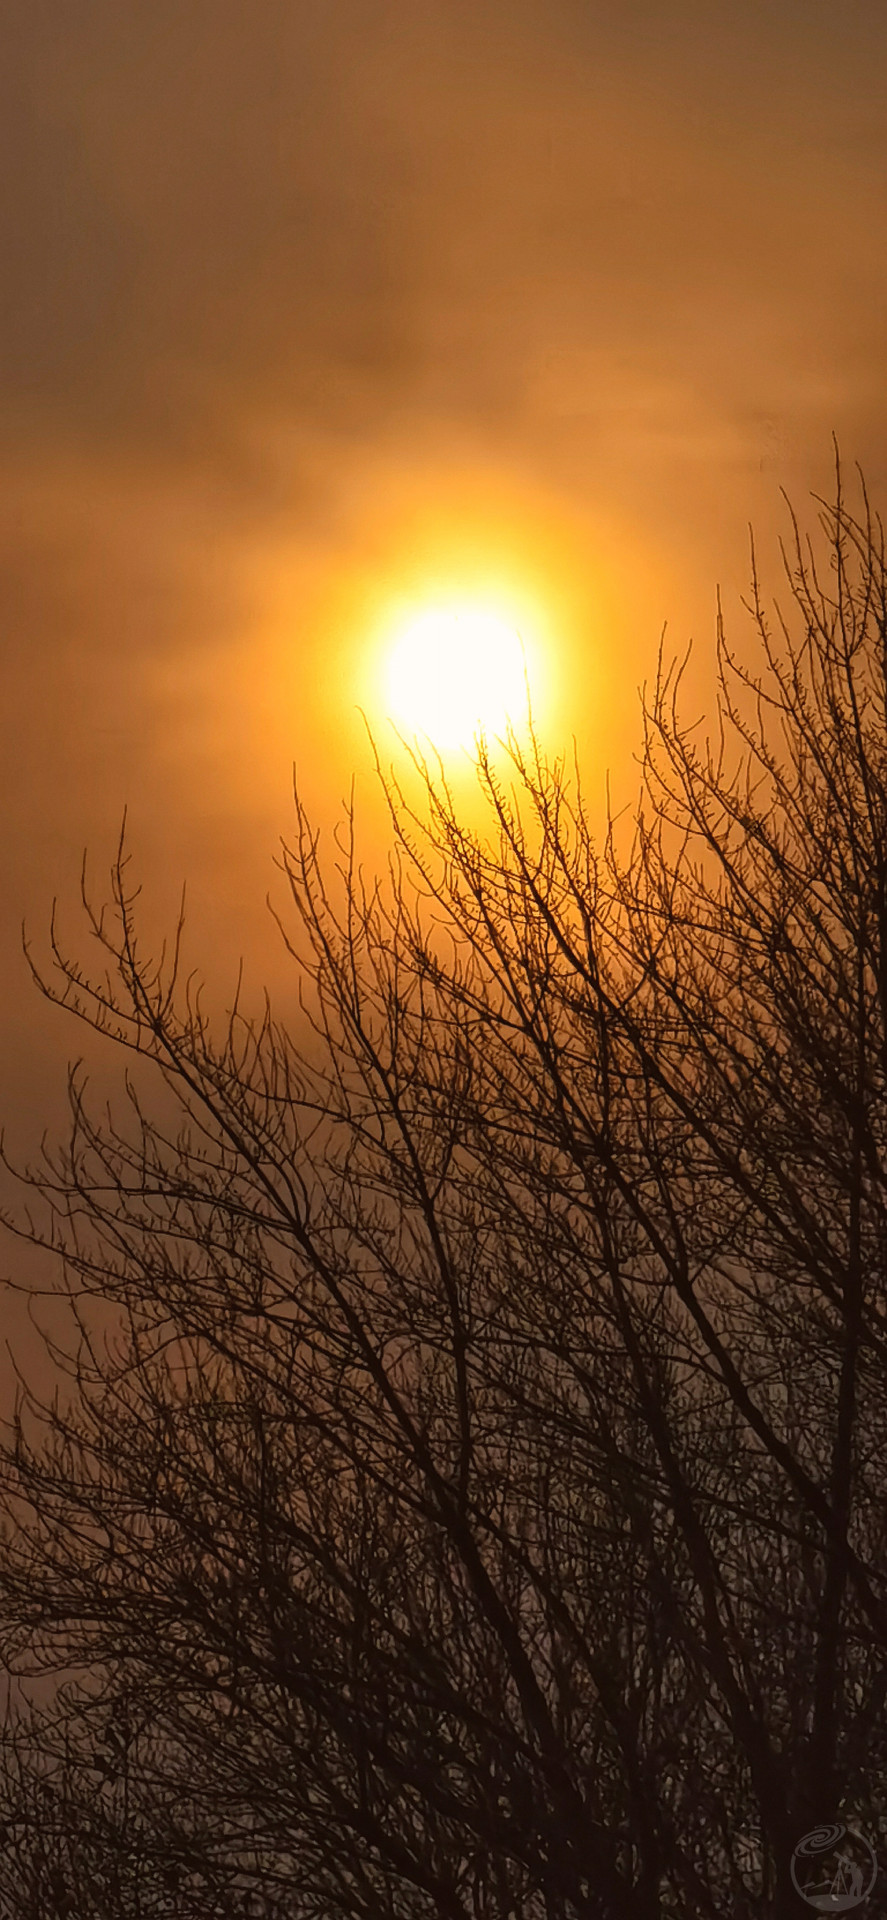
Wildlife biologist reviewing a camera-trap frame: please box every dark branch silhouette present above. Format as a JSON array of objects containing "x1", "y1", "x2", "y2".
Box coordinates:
[{"x1": 0, "y1": 452, "x2": 886, "y2": 1916}]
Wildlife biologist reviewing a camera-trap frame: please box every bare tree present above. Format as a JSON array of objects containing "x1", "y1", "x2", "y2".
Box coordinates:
[{"x1": 0, "y1": 453, "x2": 886, "y2": 1916}]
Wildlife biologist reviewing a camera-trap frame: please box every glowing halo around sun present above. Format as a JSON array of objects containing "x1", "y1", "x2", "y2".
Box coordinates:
[{"x1": 383, "y1": 603, "x2": 537, "y2": 752}]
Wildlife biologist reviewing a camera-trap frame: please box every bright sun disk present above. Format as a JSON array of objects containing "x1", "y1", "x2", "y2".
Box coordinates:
[{"x1": 384, "y1": 605, "x2": 534, "y2": 750}]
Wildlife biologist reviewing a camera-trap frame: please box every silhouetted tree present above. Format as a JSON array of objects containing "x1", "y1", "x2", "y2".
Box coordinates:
[{"x1": 1, "y1": 454, "x2": 886, "y2": 1916}]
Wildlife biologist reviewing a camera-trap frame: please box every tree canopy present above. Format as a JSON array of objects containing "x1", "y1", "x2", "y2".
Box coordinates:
[{"x1": 0, "y1": 458, "x2": 886, "y2": 1917}]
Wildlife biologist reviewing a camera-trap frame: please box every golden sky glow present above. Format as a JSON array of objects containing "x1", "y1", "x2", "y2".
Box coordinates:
[{"x1": 1, "y1": 0, "x2": 886, "y2": 1198}]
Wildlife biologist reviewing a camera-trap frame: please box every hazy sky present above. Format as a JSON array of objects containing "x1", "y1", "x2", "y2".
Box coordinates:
[{"x1": 1, "y1": 0, "x2": 886, "y2": 1323}]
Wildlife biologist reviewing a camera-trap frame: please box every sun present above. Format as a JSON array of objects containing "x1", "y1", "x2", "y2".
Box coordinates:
[{"x1": 384, "y1": 603, "x2": 535, "y2": 751}]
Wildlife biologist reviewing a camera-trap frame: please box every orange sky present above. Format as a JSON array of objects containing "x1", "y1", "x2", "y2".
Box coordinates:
[{"x1": 1, "y1": 0, "x2": 886, "y2": 1324}]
